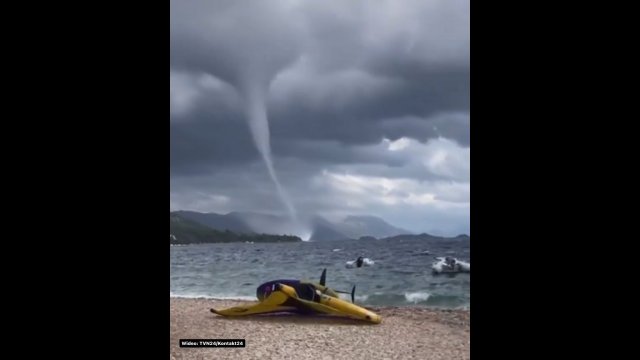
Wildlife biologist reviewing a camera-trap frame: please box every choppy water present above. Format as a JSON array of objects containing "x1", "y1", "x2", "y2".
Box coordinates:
[{"x1": 170, "y1": 237, "x2": 470, "y2": 308}]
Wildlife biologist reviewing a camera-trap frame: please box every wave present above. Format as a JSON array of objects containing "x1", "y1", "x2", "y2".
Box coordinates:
[
  {"x1": 170, "y1": 292, "x2": 256, "y2": 301},
  {"x1": 170, "y1": 291, "x2": 467, "y2": 308},
  {"x1": 404, "y1": 291, "x2": 431, "y2": 303},
  {"x1": 353, "y1": 291, "x2": 467, "y2": 308}
]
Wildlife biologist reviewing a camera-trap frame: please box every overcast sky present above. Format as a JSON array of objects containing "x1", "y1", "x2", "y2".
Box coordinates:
[{"x1": 170, "y1": 0, "x2": 470, "y2": 236}]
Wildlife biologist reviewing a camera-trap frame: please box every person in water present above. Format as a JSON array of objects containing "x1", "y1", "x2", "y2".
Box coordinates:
[{"x1": 356, "y1": 256, "x2": 364, "y2": 268}]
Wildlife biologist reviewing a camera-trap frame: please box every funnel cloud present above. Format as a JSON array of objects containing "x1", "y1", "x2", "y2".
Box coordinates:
[{"x1": 242, "y1": 80, "x2": 297, "y2": 221}]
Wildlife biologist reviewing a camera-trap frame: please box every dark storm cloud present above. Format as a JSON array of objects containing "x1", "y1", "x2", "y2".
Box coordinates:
[
  {"x1": 170, "y1": 0, "x2": 470, "y2": 235},
  {"x1": 170, "y1": 0, "x2": 469, "y2": 163},
  {"x1": 170, "y1": 0, "x2": 304, "y2": 88}
]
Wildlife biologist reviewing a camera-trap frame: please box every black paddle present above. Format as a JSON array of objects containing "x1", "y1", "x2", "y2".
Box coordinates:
[
  {"x1": 319, "y1": 268, "x2": 356, "y2": 303},
  {"x1": 334, "y1": 285, "x2": 356, "y2": 303}
]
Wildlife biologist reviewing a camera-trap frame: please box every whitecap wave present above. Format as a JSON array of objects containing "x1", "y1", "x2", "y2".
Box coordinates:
[{"x1": 404, "y1": 291, "x2": 431, "y2": 303}]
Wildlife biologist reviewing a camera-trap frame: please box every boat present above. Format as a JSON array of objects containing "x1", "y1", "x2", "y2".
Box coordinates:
[
  {"x1": 432, "y1": 257, "x2": 470, "y2": 274},
  {"x1": 210, "y1": 269, "x2": 381, "y2": 324},
  {"x1": 345, "y1": 256, "x2": 375, "y2": 268}
]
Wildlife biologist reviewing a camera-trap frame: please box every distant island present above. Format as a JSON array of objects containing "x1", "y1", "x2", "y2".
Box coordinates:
[
  {"x1": 170, "y1": 210, "x2": 469, "y2": 244},
  {"x1": 170, "y1": 213, "x2": 301, "y2": 244}
]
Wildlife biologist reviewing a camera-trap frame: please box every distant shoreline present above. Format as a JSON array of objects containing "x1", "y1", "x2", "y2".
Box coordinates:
[
  {"x1": 169, "y1": 232, "x2": 470, "y2": 245},
  {"x1": 171, "y1": 210, "x2": 469, "y2": 244}
]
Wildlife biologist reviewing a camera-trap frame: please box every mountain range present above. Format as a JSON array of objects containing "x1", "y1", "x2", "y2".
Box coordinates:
[
  {"x1": 170, "y1": 213, "x2": 301, "y2": 244},
  {"x1": 170, "y1": 210, "x2": 471, "y2": 244},
  {"x1": 172, "y1": 210, "x2": 411, "y2": 241}
]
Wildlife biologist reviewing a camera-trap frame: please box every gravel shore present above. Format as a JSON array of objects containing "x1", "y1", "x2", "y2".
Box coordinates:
[{"x1": 171, "y1": 298, "x2": 470, "y2": 360}]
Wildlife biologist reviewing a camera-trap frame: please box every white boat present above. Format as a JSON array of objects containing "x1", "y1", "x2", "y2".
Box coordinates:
[
  {"x1": 345, "y1": 257, "x2": 375, "y2": 268},
  {"x1": 432, "y1": 257, "x2": 470, "y2": 274}
]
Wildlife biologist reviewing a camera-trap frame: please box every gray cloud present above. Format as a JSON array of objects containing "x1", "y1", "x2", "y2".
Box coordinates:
[{"x1": 170, "y1": 0, "x2": 470, "y2": 235}]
